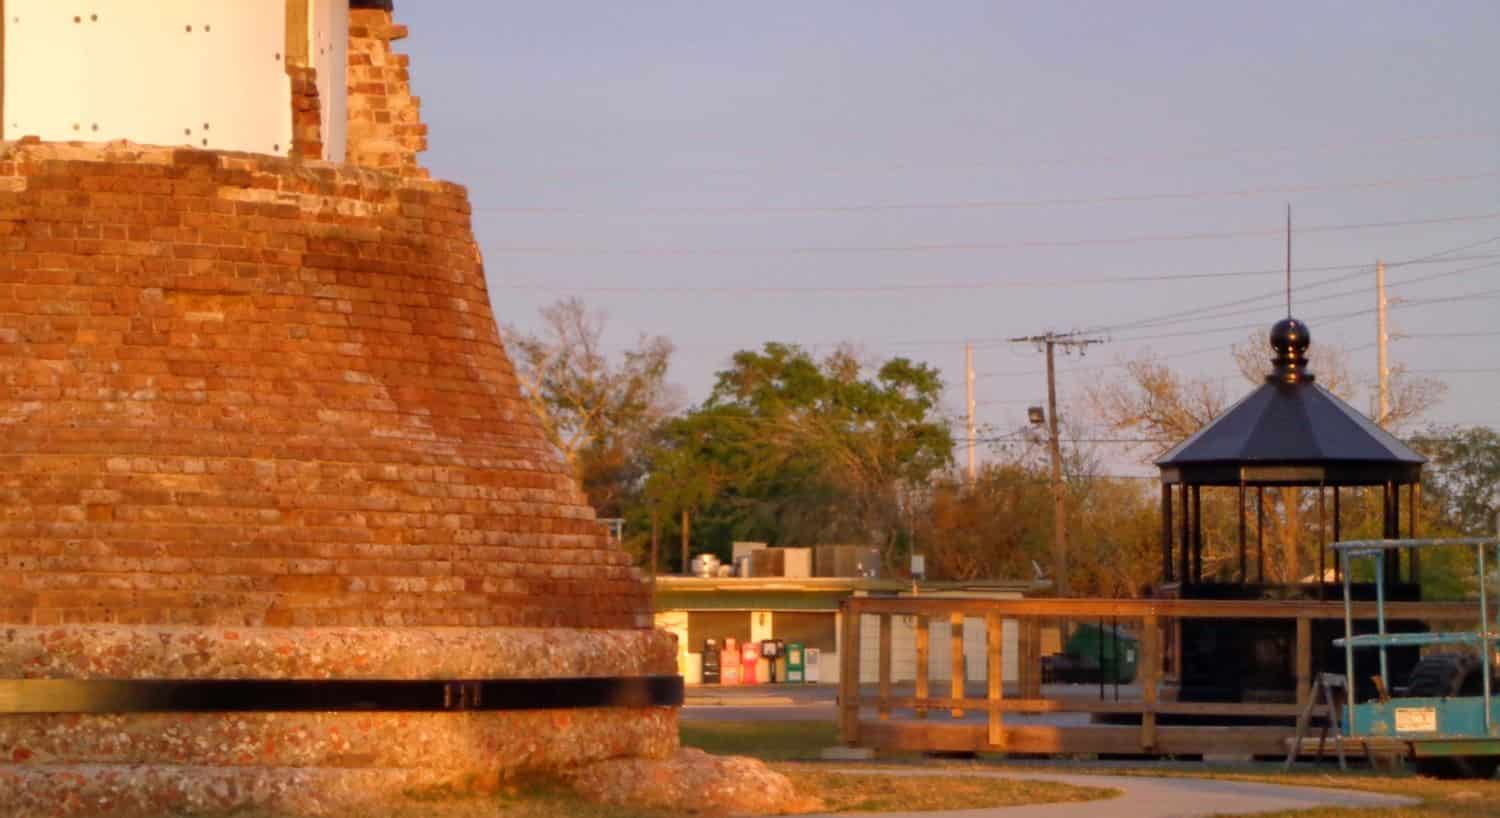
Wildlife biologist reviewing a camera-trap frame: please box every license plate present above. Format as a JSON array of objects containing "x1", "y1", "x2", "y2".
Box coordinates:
[{"x1": 1395, "y1": 707, "x2": 1438, "y2": 733}]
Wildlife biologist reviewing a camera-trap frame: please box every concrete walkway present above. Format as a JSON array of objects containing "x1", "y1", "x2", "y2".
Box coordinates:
[{"x1": 805, "y1": 768, "x2": 1418, "y2": 817}]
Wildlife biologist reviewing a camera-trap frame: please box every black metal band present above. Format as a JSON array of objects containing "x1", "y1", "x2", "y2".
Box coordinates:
[
  {"x1": 349, "y1": 0, "x2": 396, "y2": 10},
  {"x1": 0, "y1": 676, "x2": 683, "y2": 714}
]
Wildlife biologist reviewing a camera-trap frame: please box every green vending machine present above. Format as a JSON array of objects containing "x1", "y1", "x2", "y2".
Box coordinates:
[{"x1": 785, "y1": 642, "x2": 806, "y2": 683}]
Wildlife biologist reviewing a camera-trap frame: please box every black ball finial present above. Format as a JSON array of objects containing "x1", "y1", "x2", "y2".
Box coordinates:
[{"x1": 1267, "y1": 317, "x2": 1314, "y2": 384}]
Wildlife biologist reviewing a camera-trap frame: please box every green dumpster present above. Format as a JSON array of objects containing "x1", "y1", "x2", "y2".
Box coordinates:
[
  {"x1": 1064, "y1": 624, "x2": 1138, "y2": 684},
  {"x1": 784, "y1": 642, "x2": 805, "y2": 683}
]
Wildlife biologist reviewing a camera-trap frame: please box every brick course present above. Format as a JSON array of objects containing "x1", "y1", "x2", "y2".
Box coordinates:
[{"x1": 0, "y1": 142, "x2": 649, "y2": 629}]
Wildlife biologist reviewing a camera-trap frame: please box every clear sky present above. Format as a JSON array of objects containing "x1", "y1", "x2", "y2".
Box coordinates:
[{"x1": 396, "y1": 1, "x2": 1500, "y2": 468}]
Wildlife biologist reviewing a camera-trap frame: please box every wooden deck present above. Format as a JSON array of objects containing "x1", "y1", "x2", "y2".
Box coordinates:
[{"x1": 839, "y1": 596, "x2": 1479, "y2": 757}]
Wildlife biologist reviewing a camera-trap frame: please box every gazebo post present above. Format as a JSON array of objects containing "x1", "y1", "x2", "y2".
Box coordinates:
[
  {"x1": 1238, "y1": 482, "x2": 1247, "y2": 583},
  {"x1": 1386, "y1": 481, "x2": 1402, "y2": 586},
  {"x1": 1192, "y1": 485, "x2": 1203, "y2": 582},
  {"x1": 1161, "y1": 483, "x2": 1174, "y2": 583},
  {"x1": 1179, "y1": 483, "x2": 1190, "y2": 587},
  {"x1": 1410, "y1": 483, "x2": 1421, "y2": 583},
  {"x1": 1332, "y1": 487, "x2": 1342, "y2": 581}
]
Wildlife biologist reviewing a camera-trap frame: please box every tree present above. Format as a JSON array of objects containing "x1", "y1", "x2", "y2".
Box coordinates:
[
  {"x1": 1412, "y1": 426, "x2": 1500, "y2": 536},
  {"x1": 647, "y1": 343, "x2": 953, "y2": 567},
  {"x1": 504, "y1": 298, "x2": 676, "y2": 518},
  {"x1": 919, "y1": 462, "x2": 1051, "y2": 583},
  {"x1": 1085, "y1": 351, "x2": 1229, "y2": 456}
]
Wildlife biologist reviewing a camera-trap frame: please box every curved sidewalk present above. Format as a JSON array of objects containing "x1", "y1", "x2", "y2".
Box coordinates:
[{"x1": 810, "y1": 768, "x2": 1417, "y2": 817}]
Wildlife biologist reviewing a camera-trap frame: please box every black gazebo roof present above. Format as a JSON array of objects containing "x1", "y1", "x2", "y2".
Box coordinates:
[{"x1": 1156, "y1": 318, "x2": 1424, "y2": 486}]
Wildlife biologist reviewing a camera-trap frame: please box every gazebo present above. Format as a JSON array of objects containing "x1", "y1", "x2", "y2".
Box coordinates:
[
  {"x1": 1154, "y1": 317, "x2": 1426, "y2": 702},
  {"x1": 1157, "y1": 317, "x2": 1425, "y2": 593}
]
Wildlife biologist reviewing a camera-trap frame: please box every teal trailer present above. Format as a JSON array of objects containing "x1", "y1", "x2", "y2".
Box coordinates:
[{"x1": 1335, "y1": 537, "x2": 1500, "y2": 778}]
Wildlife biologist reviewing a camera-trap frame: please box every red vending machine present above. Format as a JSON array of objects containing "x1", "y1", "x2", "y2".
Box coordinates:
[{"x1": 740, "y1": 640, "x2": 759, "y2": 685}]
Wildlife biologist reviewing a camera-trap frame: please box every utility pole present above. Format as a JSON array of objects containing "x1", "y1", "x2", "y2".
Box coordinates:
[
  {"x1": 680, "y1": 509, "x2": 690, "y2": 575},
  {"x1": 1376, "y1": 259, "x2": 1390, "y2": 426},
  {"x1": 1010, "y1": 331, "x2": 1106, "y2": 597},
  {"x1": 965, "y1": 342, "x2": 976, "y2": 483}
]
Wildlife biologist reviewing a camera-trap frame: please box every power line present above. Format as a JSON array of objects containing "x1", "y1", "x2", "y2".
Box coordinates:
[
  {"x1": 474, "y1": 169, "x2": 1500, "y2": 216},
  {"x1": 1066, "y1": 235, "x2": 1500, "y2": 339},
  {"x1": 1411, "y1": 368, "x2": 1500, "y2": 375},
  {"x1": 1400, "y1": 330, "x2": 1500, "y2": 339},
  {"x1": 1085, "y1": 257, "x2": 1500, "y2": 340},
  {"x1": 483, "y1": 209, "x2": 1500, "y2": 257},
  {"x1": 976, "y1": 340, "x2": 1234, "y2": 381},
  {"x1": 480, "y1": 127, "x2": 1500, "y2": 181}
]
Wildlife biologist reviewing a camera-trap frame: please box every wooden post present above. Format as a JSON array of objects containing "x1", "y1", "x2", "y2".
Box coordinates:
[
  {"x1": 680, "y1": 509, "x2": 690, "y2": 574},
  {"x1": 878, "y1": 614, "x2": 892, "y2": 720},
  {"x1": 950, "y1": 612, "x2": 965, "y2": 718},
  {"x1": 915, "y1": 615, "x2": 930, "y2": 719},
  {"x1": 1295, "y1": 617, "x2": 1312, "y2": 710},
  {"x1": 1026, "y1": 618, "x2": 1044, "y2": 699},
  {"x1": 987, "y1": 612, "x2": 1004, "y2": 748},
  {"x1": 839, "y1": 604, "x2": 861, "y2": 745},
  {"x1": 1141, "y1": 613, "x2": 1159, "y2": 751},
  {"x1": 1016, "y1": 616, "x2": 1031, "y2": 699}
]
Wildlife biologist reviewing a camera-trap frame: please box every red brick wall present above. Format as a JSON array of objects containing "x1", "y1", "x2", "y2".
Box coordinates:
[
  {"x1": 0, "y1": 143, "x2": 648, "y2": 629},
  {"x1": 346, "y1": 9, "x2": 428, "y2": 177},
  {"x1": 288, "y1": 64, "x2": 324, "y2": 161}
]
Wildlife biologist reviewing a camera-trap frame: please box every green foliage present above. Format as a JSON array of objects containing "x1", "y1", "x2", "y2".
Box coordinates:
[
  {"x1": 1412, "y1": 425, "x2": 1500, "y2": 536},
  {"x1": 645, "y1": 343, "x2": 953, "y2": 566}
]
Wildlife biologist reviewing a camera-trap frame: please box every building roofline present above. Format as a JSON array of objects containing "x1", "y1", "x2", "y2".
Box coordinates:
[{"x1": 653, "y1": 576, "x2": 1043, "y2": 594}]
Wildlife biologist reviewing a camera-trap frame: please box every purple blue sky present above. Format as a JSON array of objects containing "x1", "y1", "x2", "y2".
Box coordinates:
[{"x1": 397, "y1": 1, "x2": 1500, "y2": 469}]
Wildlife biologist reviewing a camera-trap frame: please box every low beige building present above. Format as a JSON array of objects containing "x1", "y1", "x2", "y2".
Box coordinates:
[{"x1": 654, "y1": 576, "x2": 1044, "y2": 685}]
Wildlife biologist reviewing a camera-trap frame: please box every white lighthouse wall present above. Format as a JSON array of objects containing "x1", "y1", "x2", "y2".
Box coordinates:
[
  {"x1": 311, "y1": 0, "x2": 349, "y2": 163},
  {"x1": 4, "y1": 2, "x2": 293, "y2": 156}
]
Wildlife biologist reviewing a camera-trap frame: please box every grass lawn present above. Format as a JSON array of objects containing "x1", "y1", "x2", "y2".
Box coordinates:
[
  {"x1": 222, "y1": 770, "x2": 1110, "y2": 817},
  {"x1": 678, "y1": 719, "x2": 841, "y2": 761},
  {"x1": 781, "y1": 768, "x2": 1113, "y2": 813},
  {"x1": 377, "y1": 772, "x2": 1108, "y2": 817},
  {"x1": 679, "y1": 719, "x2": 1500, "y2": 817}
]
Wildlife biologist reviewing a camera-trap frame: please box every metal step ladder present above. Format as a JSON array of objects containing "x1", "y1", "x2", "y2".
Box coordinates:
[{"x1": 1284, "y1": 672, "x2": 1348, "y2": 771}]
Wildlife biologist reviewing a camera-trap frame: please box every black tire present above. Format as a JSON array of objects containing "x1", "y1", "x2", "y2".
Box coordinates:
[
  {"x1": 1404, "y1": 653, "x2": 1482, "y2": 698},
  {"x1": 1406, "y1": 653, "x2": 1497, "y2": 779},
  {"x1": 1414, "y1": 755, "x2": 1500, "y2": 780}
]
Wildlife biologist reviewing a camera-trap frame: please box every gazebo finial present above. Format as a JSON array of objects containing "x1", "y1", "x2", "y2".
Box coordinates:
[{"x1": 1268, "y1": 317, "x2": 1313, "y2": 384}]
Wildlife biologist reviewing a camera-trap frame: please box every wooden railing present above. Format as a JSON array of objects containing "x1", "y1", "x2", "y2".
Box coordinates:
[{"x1": 839, "y1": 596, "x2": 1479, "y2": 756}]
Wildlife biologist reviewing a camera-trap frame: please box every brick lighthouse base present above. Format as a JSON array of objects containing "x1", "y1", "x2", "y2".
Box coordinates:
[
  {"x1": 0, "y1": 142, "x2": 684, "y2": 814},
  {"x1": 0, "y1": 625, "x2": 680, "y2": 817}
]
